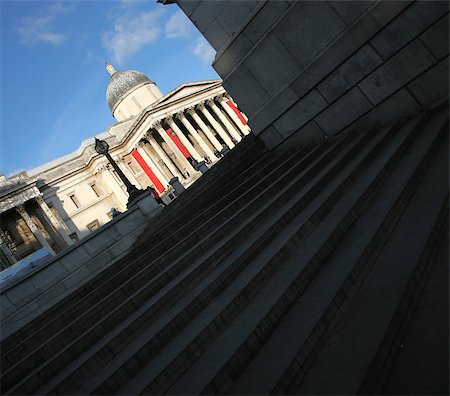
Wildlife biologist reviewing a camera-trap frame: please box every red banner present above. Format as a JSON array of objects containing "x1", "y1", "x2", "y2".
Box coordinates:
[
  {"x1": 131, "y1": 149, "x2": 165, "y2": 193},
  {"x1": 166, "y1": 128, "x2": 191, "y2": 158},
  {"x1": 227, "y1": 101, "x2": 247, "y2": 125}
]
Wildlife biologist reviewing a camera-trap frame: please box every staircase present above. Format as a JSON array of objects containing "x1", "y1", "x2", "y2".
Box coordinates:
[{"x1": 1, "y1": 106, "x2": 448, "y2": 395}]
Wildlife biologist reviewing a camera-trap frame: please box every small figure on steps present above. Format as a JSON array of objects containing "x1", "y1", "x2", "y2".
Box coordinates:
[{"x1": 150, "y1": 186, "x2": 167, "y2": 207}]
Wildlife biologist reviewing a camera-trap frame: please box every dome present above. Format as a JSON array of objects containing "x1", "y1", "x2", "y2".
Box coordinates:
[{"x1": 105, "y1": 64, "x2": 154, "y2": 112}]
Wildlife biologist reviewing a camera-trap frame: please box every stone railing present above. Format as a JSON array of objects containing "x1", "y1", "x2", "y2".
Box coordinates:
[{"x1": 0, "y1": 189, "x2": 160, "y2": 340}]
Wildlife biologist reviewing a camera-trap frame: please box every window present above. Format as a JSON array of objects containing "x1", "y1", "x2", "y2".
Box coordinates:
[
  {"x1": 69, "y1": 232, "x2": 79, "y2": 242},
  {"x1": 86, "y1": 220, "x2": 99, "y2": 232},
  {"x1": 132, "y1": 96, "x2": 142, "y2": 109},
  {"x1": 69, "y1": 194, "x2": 80, "y2": 209},
  {"x1": 90, "y1": 183, "x2": 101, "y2": 197}
]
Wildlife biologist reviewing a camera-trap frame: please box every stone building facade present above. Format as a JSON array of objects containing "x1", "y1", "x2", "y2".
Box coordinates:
[
  {"x1": 0, "y1": 65, "x2": 251, "y2": 269},
  {"x1": 172, "y1": 0, "x2": 449, "y2": 149}
]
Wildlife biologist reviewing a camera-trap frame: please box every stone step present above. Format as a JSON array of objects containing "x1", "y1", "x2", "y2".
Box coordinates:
[
  {"x1": 137, "y1": 146, "x2": 308, "y2": 251},
  {"x1": 0, "y1": 144, "x2": 277, "y2": 369},
  {"x1": 137, "y1": 147, "x2": 278, "y2": 244},
  {"x1": 35, "y1": 125, "x2": 365, "y2": 394},
  {"x1": 380, "y1": 198, "x2": 449, "y2": 395},
  {"x1": 284, "y1": 114, "x2": 449, "y2": 394},
  {"x1": 163, "y1": 113, "x2": 440, "y2": 395},
  {"x1": 2, "y1": 129, "x2": 352, "y2": 392},
  {"x1": 223, "y1": 111, "x2": 448, "y2": 395},
  {"x1": 50, "y1": 119, "x2": 384, "y2": 393},
  {"x1": 87, "y1": 116, "x2": 408, "y2": 394},
  {"x1": 0, "y1": 135, "x2": 267, "y2": 358}
]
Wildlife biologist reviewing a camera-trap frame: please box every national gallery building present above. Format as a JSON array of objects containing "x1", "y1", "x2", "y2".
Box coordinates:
[{"x1": 0, "y1": 64, "x2": 250, "y2": 269}]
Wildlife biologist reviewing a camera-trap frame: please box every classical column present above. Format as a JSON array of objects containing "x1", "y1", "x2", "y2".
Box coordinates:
[
  {"x1": 142, "y1": 143, "x2": 172, "y2": 181},
  {"x1": 166, "y1": 115, "x2": 202, "y2": 162},
  {"x1": 218, "y1": 95, "x2": 251, "y2": 136},
  {"x1": 187, "y1": 108, "x2": 223, "y2": 152},
  {"x1": 0, "y1": 229, "x2": 17, "y2": 265},
  {"x1": 146, "y1": 132, "x2": 184, "y2": 180},
  {"x1": 197, "y1": 103, "x2": 235, "y2": 149},
  {"x1": 117, "y1": 156, "x2": 141, "y2": 188},
  {"x1": 177, "y1": 111, "x2": 217, "y2": 161},
  {"x1": 16, "y1": 205, "x2": 55, "y2": 255},
  {"x1": 102, "y1": 165, "x2": 129, "y2": 204},
  {"x1": 207, "y1": 99, "x2": 242, "y2": 142},
  {"x1": 153, "y1": 121, "x2": 198, "y2": 177},
  {"x1": 35, "y1": 196, "x2": 73, "y2": 246},
  {"x1": 136, "y1": 143, "x2": 170, "y2": 188}
]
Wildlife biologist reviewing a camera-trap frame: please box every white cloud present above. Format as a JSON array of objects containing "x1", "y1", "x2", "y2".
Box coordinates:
[
  {"x1": 192, "y1": 36, "x2": 216, "y2": 64},
  {"x1": 165, "y1": 10, "x2": 193, "y2": 39},
  {"x1": 102, "y1": 8, "x2": 163, "y2": 66},
  {"x1": 16, "y1": 2, "x2": 74, "y2": 47}
]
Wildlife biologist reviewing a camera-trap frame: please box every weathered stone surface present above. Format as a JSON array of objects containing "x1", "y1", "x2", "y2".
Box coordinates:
[
  {"x1": 258, "y1": 125, "x2": 284, "y2": 150},
  {"x1": 274, "y1": 90, "x2": 328, "y2": 138},
  {"x1": 357, "y1": 88, "x2": 422, "y2": 131},
  {"x1": 358, "y1": 40, "x2": 435, "y2": 105},
  {"x1": 282, "y1": 121, "x2": 326, "y2": 150},
  {"x1": 327, "y1": 0, "x2": 375, "y2": 25},
  {"x1": 368, "y1": 0, "x2": 412, "y2": 27},
  {"x1": 203, "y1": 17, "x2": 231, "y2": 51},
  {"x1": 420, "y1": 14, "x2": 450, "y2": 61},
  {"x1": 407, "y1": 57, "x2": 450, "y2": 107},
  {"x1": 29, "y1": 262, "x2": 68, "y2": 291},
  {"x1": 243, "y1": 33, "x2": 299, "y2": 97},
  {"x1": 243, "y1": 0, "x2": 290, "y2": 44},
  {"x1": 223, "y1": 63, "x2": 270, "y2": 115},
  {"x1": 288, "y1": 10, "x2": 381, "y2": 99},
  {"x1": 370, "y1": 1, "x2": 449, "y2": 60},
  {"x1": 315, "y1": 87, "x2": 372, "y2": 135},
  {"x1": 318, "y1": 44, "x2": 383, "y2": 103},
  {"x1": 189, "y1": 0, "x2": 227, "y2": 34},
  {"x1": 59, "y1": 247, "x2": 90, "y2": 271},
  {"x1": 273, "y1": 1, "x2": 346, "y2": 68},
  {"x1": 177, "y1": 0, "x2": 200, "y2": 17},
  {"x1": 214, "y1": 33, "x2": 253, "y2": 78},
  {"x1": 215, "y1": 0, "x2": 260, "y2": 38},
  {"x1": 249, "y1": 87, "x2": 299, "y2": 135}
]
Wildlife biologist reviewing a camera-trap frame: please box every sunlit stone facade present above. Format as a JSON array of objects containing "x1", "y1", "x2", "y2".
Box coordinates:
[{"x1": 0, "y1": 65, "x2": 251, "y2": 269}]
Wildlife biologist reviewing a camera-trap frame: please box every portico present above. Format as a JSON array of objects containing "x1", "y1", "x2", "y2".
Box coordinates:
[{"x1": 0, "y1": 66, "x2": 252, "y2": 271}]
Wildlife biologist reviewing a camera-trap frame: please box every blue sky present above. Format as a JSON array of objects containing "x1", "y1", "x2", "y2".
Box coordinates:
[{"x1": 0, "y1": 0, "x2": 219, "y2": 177}]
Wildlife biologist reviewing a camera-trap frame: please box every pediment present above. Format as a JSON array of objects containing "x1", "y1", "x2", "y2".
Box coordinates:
[{"x1": 153, "y1": 80, "x2": 221, "y2": 108}]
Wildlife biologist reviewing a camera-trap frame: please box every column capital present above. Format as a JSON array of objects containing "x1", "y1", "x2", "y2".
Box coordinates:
[
  {"x1": 186, "y1": 106, "x2": 197, "y2": 115},
  {"x1": 144, "y1": 130, "x2": 153, "y2": 140},
  {"x1": 196, "y1": 102, "x2": 207, "y2": 111},
  {"x1": 206, "y1": 98, "x2": 215, "y2": 106},
  {"x1": 166, "y1": 114, "x2": 174, "y2": 123},
  {"x1": 175, "y1": 111, "x2": 186, "y2": 120},
  {"x1": 216, "y1": 94, "x2": 229, "y2": 102},
  {"x1": 35, "y1": 195, "x2": 45, "y2": 205},
  {"x1": 16, "y1": 204, "x2": 26, "y2": 216},
  {"x1": 153, "y1": 120, "x2": 163, "y2": 130}
]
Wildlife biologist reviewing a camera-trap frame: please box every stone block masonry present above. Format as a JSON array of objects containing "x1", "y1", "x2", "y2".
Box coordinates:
[{"x1": 177, "y1": 0, "x2": 449, "y2": 150}]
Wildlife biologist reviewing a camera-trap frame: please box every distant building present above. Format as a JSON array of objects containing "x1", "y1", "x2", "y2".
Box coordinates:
[{"x1": 0, "y1": 64, "x2": 251, "y2": 269}]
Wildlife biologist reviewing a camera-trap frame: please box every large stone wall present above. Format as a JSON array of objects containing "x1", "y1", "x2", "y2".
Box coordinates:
[{"x1": 177, "y1": 0, "x2": 449, "y2": 149}]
